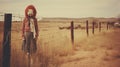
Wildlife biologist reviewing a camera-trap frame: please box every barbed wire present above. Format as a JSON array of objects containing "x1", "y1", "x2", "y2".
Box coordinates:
[{"x1": 0, "y1": 11, "x2": 42, "y2": 21}]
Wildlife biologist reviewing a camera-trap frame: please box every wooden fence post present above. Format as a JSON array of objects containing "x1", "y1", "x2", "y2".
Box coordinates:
[
  {"x1": 86, "y1": 20, "x2": 89, "y2": 36},
  {"x1": 107, "y1": 22, "x2": 109, "y2": 30},
  {"x1": 99, "y1": 22, "x2": 101, "y2": 32},
  {"x1": 92, "y1": 22, "x2": 95, "y2": 34},
  {"x1": 71, "y1": 21, "x2": 74, "y2": 45},
  {"x1": 2, "y1": 14, "x2": 12, "y2": 67}
]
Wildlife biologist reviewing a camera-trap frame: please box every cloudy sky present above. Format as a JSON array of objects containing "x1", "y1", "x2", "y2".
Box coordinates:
[{"x1": 0, "y1": 0, "x2": 120, "y2": 19}]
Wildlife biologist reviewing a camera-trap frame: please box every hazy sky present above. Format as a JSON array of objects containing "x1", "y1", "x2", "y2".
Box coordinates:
[{"x1": 0, "y1": 0, "x2": 120, "y2": 18}]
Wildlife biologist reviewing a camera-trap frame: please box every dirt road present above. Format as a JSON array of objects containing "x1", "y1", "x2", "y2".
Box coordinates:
[{"x1": 60, "y1": 29, "x2": 120, "y2": 67}]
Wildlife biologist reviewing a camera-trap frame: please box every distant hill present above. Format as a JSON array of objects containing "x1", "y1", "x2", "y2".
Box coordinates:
[
  {"x1": 0, "y1": 17, "x2": 118, "y2": 23},
  {"x1": 40, "y1": 17, "x2": 118, "y2": 23}
]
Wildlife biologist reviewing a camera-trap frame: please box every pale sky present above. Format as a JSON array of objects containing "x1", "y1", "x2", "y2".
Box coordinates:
[{"x1": 0, "y1": 0, "x2": 120, "y2": 19}]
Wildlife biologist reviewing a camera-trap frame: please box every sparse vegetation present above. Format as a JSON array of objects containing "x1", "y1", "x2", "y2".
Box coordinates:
[{"x1": 0, "y1": 20, "x2": 120, "y2": 67}]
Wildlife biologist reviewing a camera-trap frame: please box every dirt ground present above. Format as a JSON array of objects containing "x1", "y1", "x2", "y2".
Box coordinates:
[{"x1": 60, "y1": 29, "x2": 120, "y2": 67}]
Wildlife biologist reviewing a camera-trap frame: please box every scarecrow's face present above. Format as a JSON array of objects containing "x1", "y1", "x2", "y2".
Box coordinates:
[
  {"x1": 25, "y1": 5, "x2": 36, "y2": 18},
  {"x1": 27, "y1": 9, "x2": 34, "y2": 17}
]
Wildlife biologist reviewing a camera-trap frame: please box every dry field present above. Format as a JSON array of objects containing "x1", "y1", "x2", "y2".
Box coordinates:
[{"x1": 0, "y1": 21, "x2": 120, "y2": 67}]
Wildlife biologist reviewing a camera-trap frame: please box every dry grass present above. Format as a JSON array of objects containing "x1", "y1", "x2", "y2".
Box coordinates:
[
  {"x1": 0, "y1": 22, "x2": 120, "y2": 67},
  {"x1": 0, "y1": 22, "x2": 4, "y2": 67},
  {"x1": 60, "y1": 29, "x2": 120, "y2": 67},
  {"x1": 9, "y1": 22, "x2": 74, "y2": 67}
]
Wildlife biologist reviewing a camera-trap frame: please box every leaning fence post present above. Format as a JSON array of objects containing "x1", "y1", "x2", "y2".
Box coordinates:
[
  {"x1": 86, "y1": 20, "x2": 89, "y2": 36},
  {"x1": 71, "y1": 21, "x2": 74, "y2": 45},
  {"x1": 2, "y1": 14, "x2": 12, "y2": 67},
  {"x1": 99, "y1": 22, "x2": 101, "y2": 32},
  {"x1": 92, "y1": 22, "x2": 95, "y2": 34}
]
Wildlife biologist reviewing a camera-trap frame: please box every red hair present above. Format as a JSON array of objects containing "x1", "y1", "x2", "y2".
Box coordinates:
[{"x1": 25, "y1": 5, "x2": 37, "y2": 18}]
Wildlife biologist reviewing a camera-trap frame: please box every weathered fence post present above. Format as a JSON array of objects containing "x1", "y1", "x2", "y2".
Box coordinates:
[
  {"x1": 107, "y1": 22, "x2": 109, "y2": 30},
  {"x1": 99, "y1": 22, "x2": 101, "y2": 32},
  {"x1": 86, "y1": 20, "x2": 89, "y2": 36},
  {"x1": 2, "y1": 14, "x2": 12, "y2": 67},
  {"x1": 92, "y1": 22, "x2": 95, "y2": 34},
  {"x1": 71, "y1": 21, "x2": 74, "y2": 45}
]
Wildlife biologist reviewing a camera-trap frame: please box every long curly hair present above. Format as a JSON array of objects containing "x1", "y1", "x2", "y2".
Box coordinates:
[{"x1": 25, "y1": 5, "x2": 37, "y2": 18}]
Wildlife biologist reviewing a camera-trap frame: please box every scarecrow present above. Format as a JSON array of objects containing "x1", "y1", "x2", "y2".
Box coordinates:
[{"x1": 22, "y1": 5, "x2": 39, "y2": 55}]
